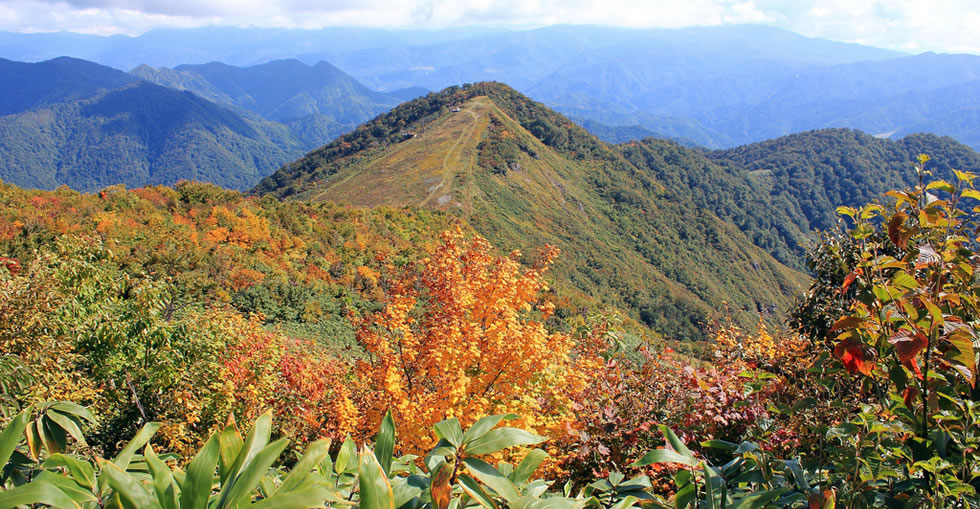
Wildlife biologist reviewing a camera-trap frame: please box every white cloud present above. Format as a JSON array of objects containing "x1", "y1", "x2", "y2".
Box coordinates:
[{"x1": 0, "y1": 0, "x2": 977, "y2": 54}]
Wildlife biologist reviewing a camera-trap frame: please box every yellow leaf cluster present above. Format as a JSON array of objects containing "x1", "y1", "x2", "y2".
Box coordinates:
[{"x1": 356, "y1": 227, "x2": 594, "y2": 455}]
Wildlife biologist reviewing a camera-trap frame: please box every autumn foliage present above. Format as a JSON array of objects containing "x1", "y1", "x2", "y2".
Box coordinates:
[{"x1": 355, "y1": 227, "x2": 601, "y2": 455}]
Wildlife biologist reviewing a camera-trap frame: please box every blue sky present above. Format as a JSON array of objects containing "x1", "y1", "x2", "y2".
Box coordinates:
[{"x1": 1, "y1": 0, "x2": 978, "y2": 54}]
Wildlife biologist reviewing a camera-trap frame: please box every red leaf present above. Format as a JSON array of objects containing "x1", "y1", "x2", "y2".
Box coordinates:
[
  {"x1": 902, "y1": 386, "x2": 919, "y2": 408},
  {"x1": 834, "y1": 338, "x2": 875, "y2": 376},
  {"x1": 888, "y1": 330, "x2": 928, "y2": 366},
  {"x1": 840, "y1": 270, "x2": 860, "y2": 294},
  {"x1": 888, "y1": 212, "x2": 907, "y2": 248}
]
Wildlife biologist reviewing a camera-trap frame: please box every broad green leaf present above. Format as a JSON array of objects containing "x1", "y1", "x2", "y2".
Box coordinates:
[
  {"x1": 610, "y1": 495, "x2": 639, "y2": 509},
  {"x1": 462, "y1": 414, "x2": 517, "y2": 444},
  {"x1": 376, "y1": 410, "x2": 396, "y2": 476},
  {"x1": 510, "y1": 449, "x2": 548, "y2": 486},
  {"x1": 42, "y1": 417, "x2": 68, "y2": 454},
  {"x1": 43, "y1": 453, "x2": 97, "y2": 490},
  {"x1": 462, "y1": 457, "x2": 521, "y2": 502},
  {"x1": 631, "y1": 449, "x2": 691, "y2": 467},
  {"x1": 277, "y1": 439, "x2": 331, "y2": 495},
  {"x1": 0, "y1": 409, "x2": 30, "y2": 467},
  {"x1": 359, "y1": 446, "x2": 395, "y2": 509},
  {"x1": 178, "y1": 431, "x2": 220, "y2": 509},
  {"x1": 214, "y1": 437, "x2": 288, "y2": 509},
  {"x1": 143, "y1": 445, "x2": 179, "y2": 509},
  {"x1": 510, "y1": 496, "x2": 589, "y2": 509},
  {"x1": 434, "y1": 417, "x2": 464, "y2": 448},
  {"x1": 46, "y1": 409, "x2": 87, "y2": 447},
  {"x1": 392, "y1": 475, "x2": 427, "y2": 509},
  {"x1": 225, "y1": 411, "x2": 272, "y2": 483},
  {"x1": 250, "y1": 487, "x2": 340, "y2": 509},
  {"x1": 34, "y1": 470, "x2": 99, "y2": 504},
  {"x1": 458, "y1": 473, "x2": 498, "y2": 509},
  {"x1": 0, "y1": 479, "x2": 81, "y2": 508},
  {"x1": 217, "y1": 417, "x2": 244, "y2": 485},
  {"x1": 113, "y1": 422, "x2": 162, "y2": 469},
  {"x1": 729, "y1": 489, "x2": 785, "y2": 509},
  {"x1": 465, "y1": 428, "x2": 545, "y2": 456},
  {"x1": 702, "y1": 463, "x2": 721, "y2": 509},
  {"x1": 700, "y1": 439, "x2": 738, "y2": 452},
  {"x1": 99, "y1": 459, "x2": 163, "y2": 509},
  {"x1": 660, "y1": 426, "x2": 693, "y2": 460},
  {"x1": 50, "y1": 402, "x2": 96, "y2": 424},
  {"x1": 673, "y1": 481, "x2": 696, "y2": 509},
  {"x1": 336, "y1": 435, "x2": 357, "y2": 475}
]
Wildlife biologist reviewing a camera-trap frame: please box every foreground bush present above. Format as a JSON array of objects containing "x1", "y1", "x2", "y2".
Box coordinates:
[{"x1": 0, "y1": 402, "x2": 838, "y2": 509}]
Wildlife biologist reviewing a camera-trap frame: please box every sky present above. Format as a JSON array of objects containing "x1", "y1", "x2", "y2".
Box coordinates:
[{"x1": 0, "y1": 0, "x2": 978, "y2": 54}]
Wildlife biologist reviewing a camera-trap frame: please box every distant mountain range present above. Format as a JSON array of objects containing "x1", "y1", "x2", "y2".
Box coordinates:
[
  {"x1": 2, "y1": 24, "x2": 978, "y2": 151},
  {"x1": 0, "y1": 56, "x2": 410, "y2": 191}
]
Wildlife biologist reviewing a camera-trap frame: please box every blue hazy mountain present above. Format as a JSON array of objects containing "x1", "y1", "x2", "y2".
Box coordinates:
[{"x1": 131, "y1": 59, "x2": 402, "y2": 147}]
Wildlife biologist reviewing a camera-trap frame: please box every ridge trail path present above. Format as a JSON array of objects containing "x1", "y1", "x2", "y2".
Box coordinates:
[{"x1": 419, "y1": 102, "x2": 481, "y2": 208}]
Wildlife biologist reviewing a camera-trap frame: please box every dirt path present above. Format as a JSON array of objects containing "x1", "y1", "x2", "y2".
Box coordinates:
[{"x1": 419, "y1": 104, "x2": 480, "y2": 207}]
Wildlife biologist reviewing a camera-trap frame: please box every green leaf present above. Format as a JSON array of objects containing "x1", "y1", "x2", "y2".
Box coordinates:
[
  {"x1": 250, "y1": 487, "x2": 340, "y2": 509},
  {"x1": 50, "y1": 402, "x2": 96, "y2": 424},
  {"x1": 225, "y1": 411, "x2": 272, "y2": 483},
  {"x1": 376, "y1": 410, "x2": 396, "y2": 476},
  {"x1": 0, "y1": 408, "x2": 30, "y2": 467},
  {"x1": 660, "y1": 426, "x2": 693, "y2": 460},
  {"x1": 99, "y1": 459, "x2": 164, "y2": 509},
  {"x1": 462, "y1": 457, "x2": 521, "y2": 502},
  {"x1": 392, "y1": 475, "x2": 427, "y2": 509},
  {"x1": 462, "y1": 414, "x2": 517, "y2": 445},
  {"x1": 0, "y1": 478, "x2": 81, "y2": 508},
  {"x1": 277, "y1": 439, "x2": 331, "y2": 495},
  {"x1": 434, "y1": 417, "x2": 464, "y2": 448},
  {"x1": 43, "y1": 453, "x2": 97, "y2": 490},
  {"x1": 178, "y1": 431, "x2": 220, "y2": 509},
  {"x1": 836, "y1": 206, "x2": 857, "y2": 218},
  {"x1": 465, "y1": 428, "x2": 545, "y2": 456},
  {"x1": 700, "y1": 440, "x2": 738, "y2": 452},
  {"x1": 729, "y1": 489, "x2": 785, "y2": 509},
  {"x1": 45, "y1": 409, "x2": 88, "y2": 448},
  {"x1": 214, "y1": 437, "x2": 288, "y2": 509},
  {"x1": 41, "y1": 417, "x2": 67, "y2": 453},
  {"x1": 113, "y1": 422, "x2": 162, "y2": 469},
  {"x1": 359, "y1": 446, "x2": 395, "y2": 509},
  {"x1": 217, "y1": 417, "x2": 244, "y2": 485},
  {"x1": 143, "y1": 445, "x2": 179, "y2": 509},
  {"x1": 34, "y1": 470, "x2": 99, "y2": 504},
  {"x1": 458, "y1": 473, "x2": 499, "y2": 509},
  {"x1": 610, "y1": 495, "x2": 639, "y2": 509},
  {"x1": 336, "y1": 435, "x2": 357, "y2": 475},
  {"x1": 510, "y1": 449, "x2": 548, "y2": 486},
  {"x1": 630, "y1": 449, "x2": 691, "y2": 467}
]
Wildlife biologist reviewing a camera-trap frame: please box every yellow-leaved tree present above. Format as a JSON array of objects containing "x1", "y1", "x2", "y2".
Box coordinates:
[{"x1": 355, "y1": 227, "x2": 598, "y2": 455}]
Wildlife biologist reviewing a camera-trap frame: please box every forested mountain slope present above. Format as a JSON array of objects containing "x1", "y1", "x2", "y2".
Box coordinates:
[
  {"x1": 133, "y1": 59, "x2": 402, "y2": 147},
  {"x1": 255, "y1": 83, "x2": 810, "y2": 339},
  {"x1": 0, "y1": 81, "x2": 307, "y2": 191}
]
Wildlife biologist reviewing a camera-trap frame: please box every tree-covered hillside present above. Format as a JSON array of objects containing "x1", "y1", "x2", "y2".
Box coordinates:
[
  {"x1": 134, "y1": 59, "x2": 402, "y2": 147},
  {"x1": 255, "y1": 82, "x2": 810, "y2": 340},
  {"x1": 0, "y1": 56, "x2": 135, "y2": 116},
  {"x1": 0, "y1": 81, "x2": 308, "y2": 191}
]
